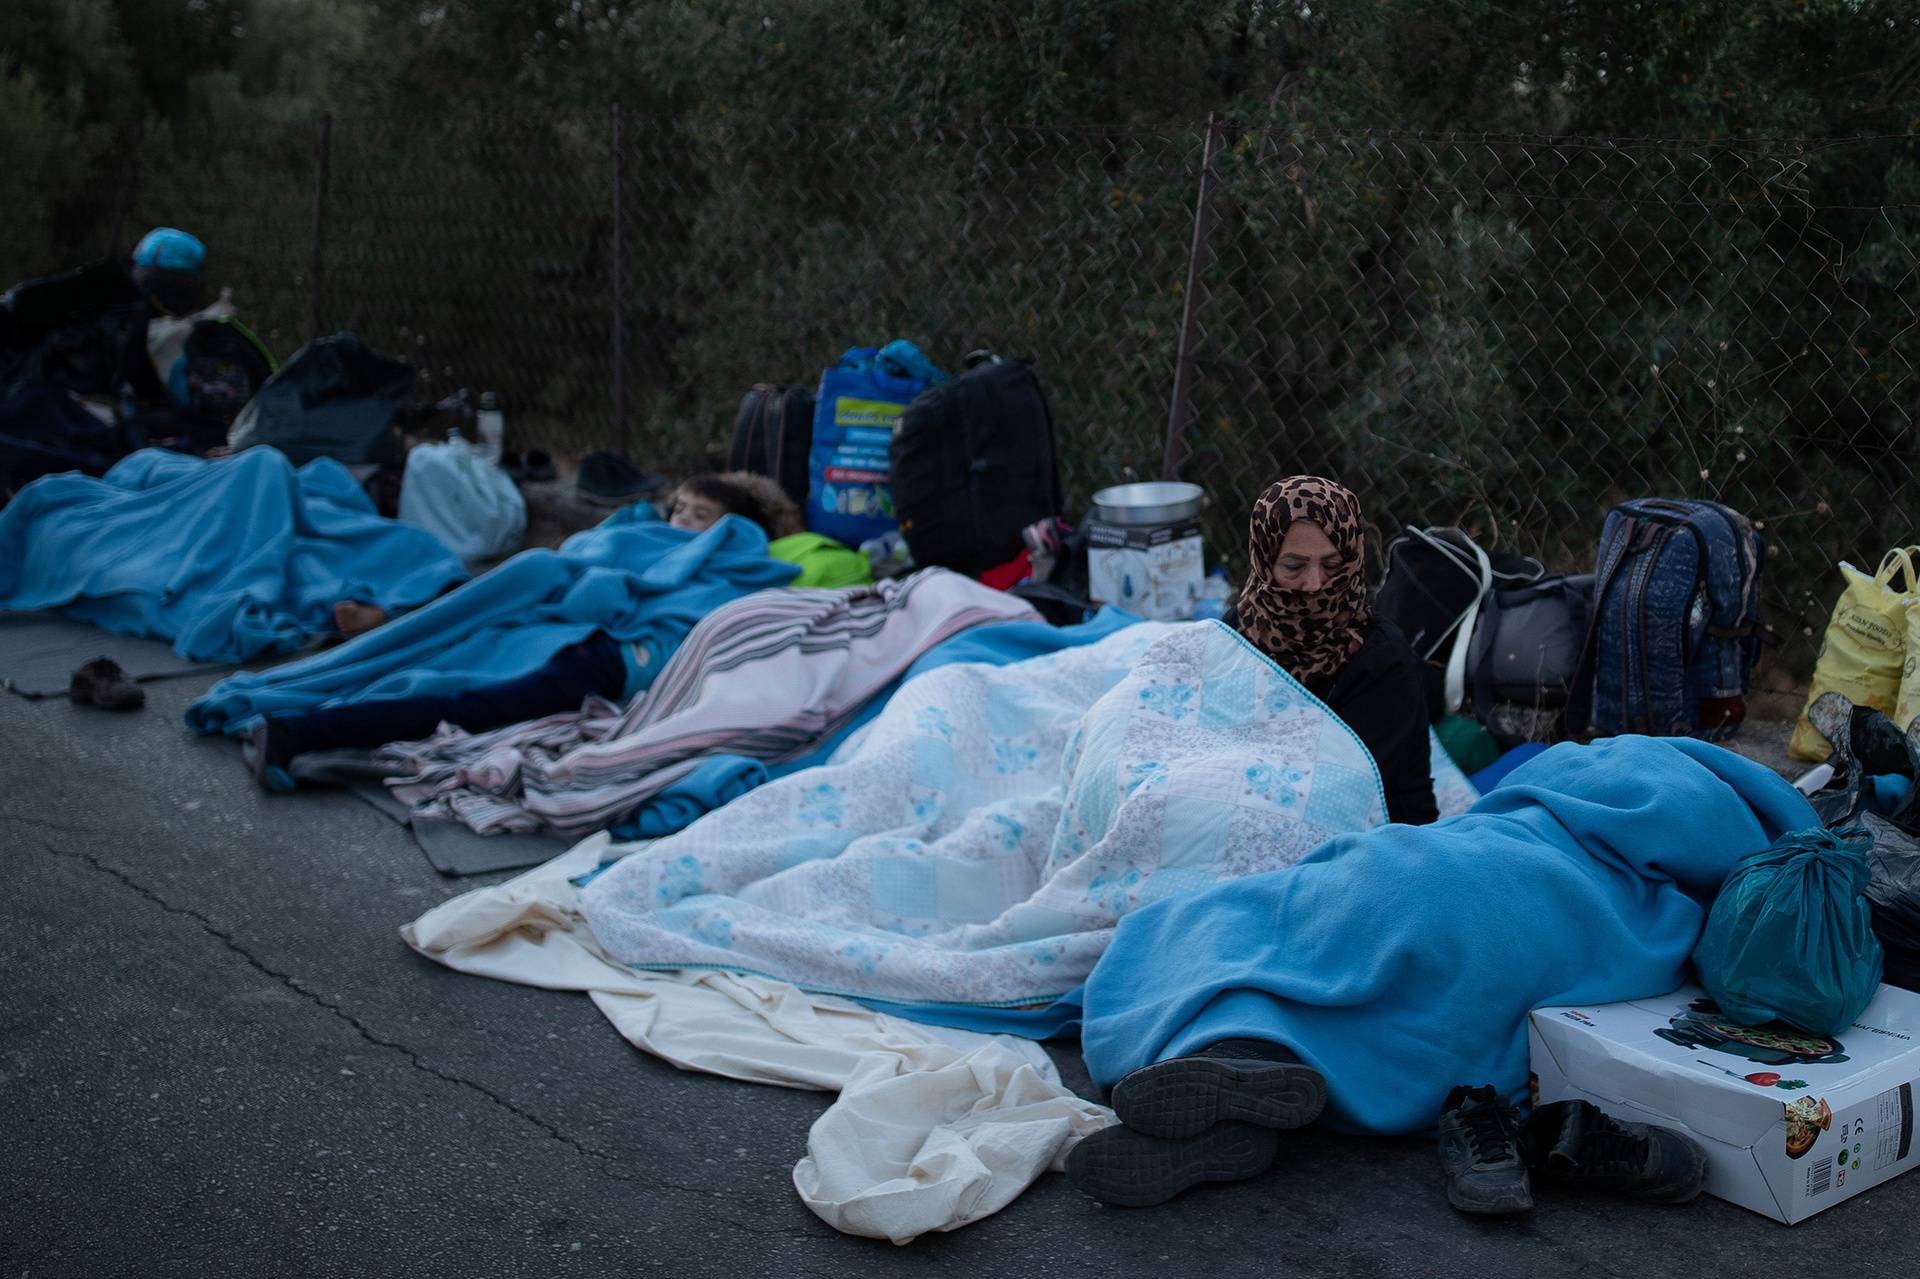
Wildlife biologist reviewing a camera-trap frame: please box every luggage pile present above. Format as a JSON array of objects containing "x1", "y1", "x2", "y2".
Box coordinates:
[{"x1": 1376, "y1": 498, "x2": 1767, "y2": 749}]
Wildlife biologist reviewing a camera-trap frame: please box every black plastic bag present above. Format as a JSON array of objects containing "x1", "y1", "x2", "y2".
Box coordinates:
[
  {"x1": 1804, "y1": 692, "x2": 1920, "y2": 989},
  {"x1": 227, "y1": 331, "x2": 412, "y2": 468}
]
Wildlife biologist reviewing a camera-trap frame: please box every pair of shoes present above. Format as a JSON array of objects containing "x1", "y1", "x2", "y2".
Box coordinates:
[
  {"x1": 1066, "y1": 1039, "x2": 1326, "y2": 1208},
  {"x1": 575, "y1": 451, "x2": 663, "y2": 505},
  {"x1": 1437, "y1": 1087, "x2": 1707, "y2": 1216},
  {"x1": 241, "y1": 717, "x2": 297, "y2": 794},
  {"x1": 69, "y1": 658, "x2": 144, "y2": 710}
]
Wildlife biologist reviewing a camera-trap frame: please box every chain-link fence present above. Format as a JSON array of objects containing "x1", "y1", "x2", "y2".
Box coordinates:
[{"x1": 18, "y1": 113, "x2": 1916, "y2": 679}]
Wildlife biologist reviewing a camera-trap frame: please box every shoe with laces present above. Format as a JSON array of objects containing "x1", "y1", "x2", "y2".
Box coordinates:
[
  {"x1": 1437, "y1": 1084, "x2": 1534, "y2": 1215},
  {"x1": 1529, "y1": 1099, "x2": 1706, "y2": 1203},
  {"x1": 1109, "y1": 1039, "x2": 1327, "y2": 1140}
]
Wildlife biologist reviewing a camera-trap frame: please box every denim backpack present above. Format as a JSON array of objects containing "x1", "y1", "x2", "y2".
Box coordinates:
[{"x1": 1581, "y1": 497, "x2": 1764, "y2": 740}]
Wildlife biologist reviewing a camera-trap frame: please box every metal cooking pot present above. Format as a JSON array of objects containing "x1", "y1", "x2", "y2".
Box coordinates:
[{"x1": 1089, "y1": 481, "x2": 1204, "y2": 526}]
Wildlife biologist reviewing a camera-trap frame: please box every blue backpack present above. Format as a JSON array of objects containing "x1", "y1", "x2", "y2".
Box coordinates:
[
  {"x1": 805, "y1": 342, "x2": 944, "y2": 546},
  {"x1": 1583, "y1": 497, "x2": 1764, "y2": 740}
]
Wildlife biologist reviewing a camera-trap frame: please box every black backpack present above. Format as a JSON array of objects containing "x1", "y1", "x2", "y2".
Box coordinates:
[
  {"x1": 728, "y1": 383, "x2": 814, "y2": 506},
  {"x1": 891, "y1": 355, "x2": 1062, "y2": 577}
]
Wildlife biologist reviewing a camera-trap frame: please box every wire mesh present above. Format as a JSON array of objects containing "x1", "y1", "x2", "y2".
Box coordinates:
[{"x1": 21, "y1": 113, "x2": 1914, "y2": 677}]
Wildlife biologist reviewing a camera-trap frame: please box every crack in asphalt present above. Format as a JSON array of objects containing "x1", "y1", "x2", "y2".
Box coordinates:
[
  {"x1": 33, "y1": 837, "x2": 643, "y2": 1174},
  {"x1": 22, "y1": 838, "x2": 834, "y2": 1222}
]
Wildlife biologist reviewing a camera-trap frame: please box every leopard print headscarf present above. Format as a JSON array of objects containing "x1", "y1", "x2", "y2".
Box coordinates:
[{"x1": 1233, "y1": 476, "x2": 1370, "y2": 682}]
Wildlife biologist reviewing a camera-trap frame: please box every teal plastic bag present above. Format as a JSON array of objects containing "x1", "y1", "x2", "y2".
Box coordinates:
[{"x1": 1692, "y1": 825, "x2": 1884, "y2": 1036}]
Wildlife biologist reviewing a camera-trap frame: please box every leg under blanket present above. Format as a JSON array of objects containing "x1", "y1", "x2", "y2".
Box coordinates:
[
  {"x1": 1079, "y1": 736, "x2": 1819, "y2": 1136},
  {"x1": 185, "y1": 512, "x2": 796, "y2": 735},
  {"x1": 382, "y1": 569, "x2": 1037, "y2": 835},
  {"x1": 0, "y1": 447, "x2": 465, "y2": 664}
]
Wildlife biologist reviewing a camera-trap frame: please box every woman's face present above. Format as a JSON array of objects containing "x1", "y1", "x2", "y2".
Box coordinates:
[
  {"x1": 669, "y1": 493, "x2": 726, "y2": 532},
  {"x1": 1271, "y1": 520, "x2": 1346, "y2": 592}
]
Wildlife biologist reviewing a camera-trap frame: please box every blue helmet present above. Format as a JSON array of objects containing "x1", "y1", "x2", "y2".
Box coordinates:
[{"x1": 132, "y1": 227, "x2": 206, "y2": 273}]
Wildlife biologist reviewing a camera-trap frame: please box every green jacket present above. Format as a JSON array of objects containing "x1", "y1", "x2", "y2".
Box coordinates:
[{"x1": 768, "y1": 533, "x2": 873, "y2": 588}]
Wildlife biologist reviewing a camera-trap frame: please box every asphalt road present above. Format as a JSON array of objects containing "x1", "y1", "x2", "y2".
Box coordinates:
[{"x1": 4, "y1": 668, "x2": 1918, "y2": 1278}]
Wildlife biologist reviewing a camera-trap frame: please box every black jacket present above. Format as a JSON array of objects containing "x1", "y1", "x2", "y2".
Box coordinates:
[
  {"x1": 1319, "y1": 619, "x2": 1439, "y2": 825},
  {"x1": 1227, "y1": 611, "x2": 1439, "y2": 825}
]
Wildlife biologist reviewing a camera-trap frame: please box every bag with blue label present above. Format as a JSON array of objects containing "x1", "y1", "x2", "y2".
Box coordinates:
[{"x1": 805, "y1": 340, "x2": 944, "y2": 546}]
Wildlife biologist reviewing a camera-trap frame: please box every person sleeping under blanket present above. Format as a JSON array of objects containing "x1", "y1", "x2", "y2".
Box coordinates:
[
  {"x1": 1223, "y1": 475, "x2": 1436, "y2": 826},
  {"x1": 246, "y1": 471, "x2": 866, "y2": 792}
]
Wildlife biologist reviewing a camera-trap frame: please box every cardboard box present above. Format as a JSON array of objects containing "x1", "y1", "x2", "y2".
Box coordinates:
[
  {"x1": 1086, "y1": 517, "x2": 1204, "y2": 622},
  {"x1": 1530, "y1": 984, "x2": 1920, "y2": 1224}
]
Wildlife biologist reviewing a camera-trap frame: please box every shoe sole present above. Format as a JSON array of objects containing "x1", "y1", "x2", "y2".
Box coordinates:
[
  {"x1": 1445, "y1": 1181, "x2": 1535, "y2": 1215},
  {"x1": 1066, "y1": 1123, "x2": 1281, "y2": 1208},
  {"x1": 1111, "y1": 1056, "x2": 1327, "y2": 1139}
]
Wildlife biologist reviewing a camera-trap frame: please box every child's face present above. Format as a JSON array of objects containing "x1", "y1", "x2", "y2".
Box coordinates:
[{"x1": 670, "y1": 492, "x2": 726, "y2": 532}]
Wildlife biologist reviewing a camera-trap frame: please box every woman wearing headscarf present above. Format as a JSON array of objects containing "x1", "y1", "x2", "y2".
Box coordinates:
[
  {"x1": 1059, "y1": 477, "x2": 1442, "y2": 1210},
  {"x1": 1227, "y1": 475, "x2": 1436, "y2": 826}
]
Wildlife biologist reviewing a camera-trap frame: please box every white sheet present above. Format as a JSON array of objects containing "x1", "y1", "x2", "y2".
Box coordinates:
[{"x1": 400, "y1": 836, "x2": 1112, "y2": 1244}]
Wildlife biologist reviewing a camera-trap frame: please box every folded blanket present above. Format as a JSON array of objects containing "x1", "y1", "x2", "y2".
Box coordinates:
[
  {"x1": 0, "y1": 447, "x2": 465, "y2": 663},
  {"x1": 384, "y1": 568, "x2": 1038, "y2": 834},
  {"x1": 1079, "y1": 736, "x2": 1817, "y2": 1135},
  {"x1": 185, "y1": 513, "x2": 796, "y2": 735},
  {"x1": 576, "y1": 620, "x2": 1393, "y2": 1008}
]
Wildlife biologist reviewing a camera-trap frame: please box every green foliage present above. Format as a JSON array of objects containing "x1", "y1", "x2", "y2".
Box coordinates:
[{"x1": 5, "y1": 0, "x2": 1918, "y2": 671}]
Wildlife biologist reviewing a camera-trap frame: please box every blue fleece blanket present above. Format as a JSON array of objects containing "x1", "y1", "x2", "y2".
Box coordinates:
[
  {"x1": 606, "y1": 609, "x2": 1143, "y2": 840},
  {"x1": 1080, "y1": 736, "x2": 1817, "y2": 1136},
  {"x1": 0, "y1": 448, "x2": 466, "y2": 664},
  {"x1": 185, "y1": 514, "x2": 797, "y2": 736}
]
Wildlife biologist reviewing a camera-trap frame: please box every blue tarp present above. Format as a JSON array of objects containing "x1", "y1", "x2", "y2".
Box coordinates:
[
  {"x1": 186, "y1": 513, "x2": 798, "y2": 736},
  {"x1": 1079, "y1": 736, "x2": 1816, "y2": 1135},
  {"x1": 0, "y1": 447, "x2": 465, "y2": 664}
]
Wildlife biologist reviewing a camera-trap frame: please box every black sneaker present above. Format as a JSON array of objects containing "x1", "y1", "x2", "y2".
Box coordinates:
[
  {"x1": 1065, "y1": 1121, "x2": 1280, "y2": 1208},
  {"x1": 1529, "y1": 1099, "x2": 1707, "y2": 1204},
  {"x1": 1437, "y1": 1085, "x2": 1534, "y2": 1215},
  {"x1": 1109, "y1": 1039, "x2": 1327, "y2": 1140}
]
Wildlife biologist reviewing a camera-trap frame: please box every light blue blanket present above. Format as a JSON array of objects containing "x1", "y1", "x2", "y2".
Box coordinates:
[
  {"x1": 0, "y1": 448, "x2": 466, "y2": 663},
  {"x1": 185, "y1": 514, "x2": 797, "y2": 735},
  {"x1": 1080, "y1": 736, "x2": 1817, "y2": 1135}
]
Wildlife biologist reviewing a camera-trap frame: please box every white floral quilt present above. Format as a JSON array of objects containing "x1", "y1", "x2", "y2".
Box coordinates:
[{"x1": 577, "y1": 619, "x2": 1463, "y2": 1008}]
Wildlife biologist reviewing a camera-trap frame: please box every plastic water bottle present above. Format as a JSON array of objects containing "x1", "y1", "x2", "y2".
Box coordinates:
[
  {"x1": 475, "y1": 391, "x2": 504, "y2": 465},
  {"x1": 1191, "y1": 568, "x2": 1233, "y2": 621}
]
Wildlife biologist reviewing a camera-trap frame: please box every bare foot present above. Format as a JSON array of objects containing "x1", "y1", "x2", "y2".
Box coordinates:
[{"x1": 333, "y1": 600, "x2": 389, "y2": 638}]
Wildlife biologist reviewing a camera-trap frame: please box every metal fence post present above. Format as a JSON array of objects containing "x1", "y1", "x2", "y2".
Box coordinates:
[
  {"x1": 309, "y1": 113, "x2": 332, "y2": 338},
  {"x1": 611, "y1": 102, "x2": 629, "y2": 453},
  {"x1": 1162, "y1": 113, "x2": 1223, "y2": 481}
]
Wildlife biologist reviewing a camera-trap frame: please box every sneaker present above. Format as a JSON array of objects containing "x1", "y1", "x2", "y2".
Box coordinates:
[
  {"x1": 1436, "y1": 1085, "x2": 1534, "y2": 1215},
  {"x1": 68, "y1": 657, "x2": 145, "y2": 710},
  {"x1": 1109, "y1": 1039, "x2": 1327, "y2": 1140},
  {"x1": 1065, "y1": 1121, "x2": 1280, "y2": 1208},
  {"x1": 1529, "y1": 1099, "x2": 1707, "y2": 1204}
]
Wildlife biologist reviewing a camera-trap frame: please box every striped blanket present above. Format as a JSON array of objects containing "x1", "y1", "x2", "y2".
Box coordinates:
[{"x1": 382, "y1": 569, "x2": 1036, "y2": 835}]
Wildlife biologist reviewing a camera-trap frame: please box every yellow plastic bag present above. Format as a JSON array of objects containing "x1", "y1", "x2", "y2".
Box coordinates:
[
  {"x1": 1791, "y1": 547, "x2": 1920, "y2": 761},
  {"x1": 1896, "y1": 599, "x2": 1920, "y2": 734}
]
